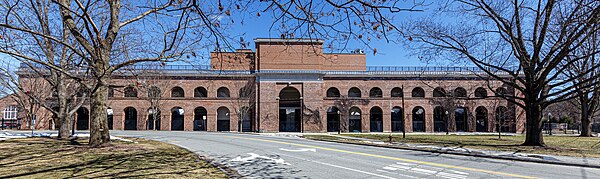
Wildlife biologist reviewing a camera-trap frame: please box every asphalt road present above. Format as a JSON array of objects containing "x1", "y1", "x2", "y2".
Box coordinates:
[{"x1": 106, "y1": 131, "x2": 600, "y2": 179}]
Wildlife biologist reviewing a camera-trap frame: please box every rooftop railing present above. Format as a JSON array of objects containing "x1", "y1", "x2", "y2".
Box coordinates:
[{"x1": 18, "y1": 63, "x2": 513, "y2": 75}]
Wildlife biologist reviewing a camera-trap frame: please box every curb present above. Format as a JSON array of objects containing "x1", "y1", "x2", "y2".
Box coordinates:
[{"x1": 303, "y1": 137, "x2": 600, "y2": 169}]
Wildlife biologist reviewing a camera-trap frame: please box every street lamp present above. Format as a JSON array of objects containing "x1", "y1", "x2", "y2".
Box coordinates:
[
  {"x1": 548, "y1": 113, "x2": 553, "y2": 136},
  {"x1": 445, "y1": 110, "x2": 449, "y2": 135}
]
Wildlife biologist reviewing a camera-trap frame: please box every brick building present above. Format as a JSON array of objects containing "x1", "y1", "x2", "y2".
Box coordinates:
[{"x1": 10, "y1": 38, "x2": 525, "y2": 133}]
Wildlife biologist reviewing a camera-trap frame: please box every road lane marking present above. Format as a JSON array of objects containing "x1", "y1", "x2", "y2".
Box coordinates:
[
  {"x1": 231, "y1": 153, "x2": 290, "y2": 165},
  {"x1": 311, "y1": 159, "x2": 398, "y2": 179},
  {"x1": 226, "y1": 135, "x2": 539, "y2": 179},
  {"x1": 279, "y1": 148, "x2": 317, "y2": 152}
]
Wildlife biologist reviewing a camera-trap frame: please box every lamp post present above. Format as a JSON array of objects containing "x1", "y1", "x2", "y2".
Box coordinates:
[
  {"x1": 548, "y1": 113, "x2": 553, "y2": 136},
  {"x1": 445, "y1": 110, "x2": 449, "y2": 135}
]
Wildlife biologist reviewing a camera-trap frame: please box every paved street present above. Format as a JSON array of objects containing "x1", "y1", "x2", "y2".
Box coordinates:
[{"x1": 109, "y1": 131, "x2": 600, "y2": 179}]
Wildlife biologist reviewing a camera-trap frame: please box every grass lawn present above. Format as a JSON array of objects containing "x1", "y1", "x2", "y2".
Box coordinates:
[
  {"x1": 0, "y1": 137, "x2": 228, "y2": 178},
  {"x1": 304, "y1": 134, "x2": 600, "y2": 158}
]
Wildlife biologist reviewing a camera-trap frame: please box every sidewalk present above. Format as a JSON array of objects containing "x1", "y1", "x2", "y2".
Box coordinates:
[{"x1": 301, "y1": 134, "x2": 600, "y2": 168}]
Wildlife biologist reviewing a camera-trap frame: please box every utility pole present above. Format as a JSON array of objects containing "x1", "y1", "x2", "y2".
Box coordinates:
[{"x1": 401, "y1": 85, "x2": 405, "y2": 139}]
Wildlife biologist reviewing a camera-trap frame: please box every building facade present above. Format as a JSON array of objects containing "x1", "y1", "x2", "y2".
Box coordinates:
[{"x1": 12, "y1": 38, "x2": 525, "y2": 133}]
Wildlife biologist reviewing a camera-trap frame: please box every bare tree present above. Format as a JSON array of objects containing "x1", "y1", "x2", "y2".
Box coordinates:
[
  {"x1": 562, "y1": 20, "x2": 600, "y2": 137},
  {"x1": 232, "y1": 78, "x2": 256, "y2": 132},
  {"x1": 408, "y1": 0, "x2": 600, "y2": 146},
  {"x1": 332, "y1": 95, "x2": 369, "y2": 133}
]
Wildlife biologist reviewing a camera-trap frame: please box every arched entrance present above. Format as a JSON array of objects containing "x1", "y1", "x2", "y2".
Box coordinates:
[
  {"x1": 107, "y1": 108, "x2": 113, "y2": 130},
  {"x1": 433, "y1": 106, "x2": 446, "y2": 132},
  {"x1": 217, "y1": 107, "x2": 230, "y2": 131},
  {"x1": 349, "y1": 107, "x2": 362, "y2": 132},
  {"x1": 171, "y1": 107, "x2": 184, "y2": 131},
  {"x1": 391, "y1": 107, "x2": 403, "y2": 132},
  {"x1": 76, "y1": 107, "x2": 89, "y2": 130},
  {"x1": 370, "y1": 107, "x2": 383, "y2": 132},
  {"x1": 147, "y1": 108, "x2": 161, "y2": 130},
  {"x1": 476, "y1": 106, "x2": 488, "y2": 132},
  {"x1": 412, "y1": 107, "x2": 425, "y2": 132},
  {"x1": 194, "y1": 107, "x2": 207, "y2": 131},
  {"x1": 124, "y1": 107, "x2": 137, "y2": 130},
  {"x1": 327, "y1": 107, "x2": 340, "y2": 132},
  {"x1": 455, "y1": 107, "x2": 468, "y2": 132},
  {"x1": 279, "y1": 87, "x2": 301, "y2": 132}
]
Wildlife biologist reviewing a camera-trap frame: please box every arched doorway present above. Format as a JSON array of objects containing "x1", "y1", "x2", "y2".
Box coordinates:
[
  {"x1": 327, "y1": 107, "x2": 340, "y2": 132},
  {"x1": 349, "y1": 107, "x2": 362, "y2": 132},
  {"x1": 455, "y1": 107, "x2": 468, "y2": 132},
  {"x1": 279, "y1": 87, "x2": 301, "y2": 132},
  {"x1": 194, "y1": 107, "x2": 207, "y2": 131},
  {"x1": 370, "y1": 107, "x2": 383, "y2": 132},
  {"x1": 217, "y1": 107, "x2": 230, "y2": 131},
  {"x1": 147, "y1": 108, "x2": 161, "y2": 130},
  {"x1": 412, "y1": 107, "x2": 425, "y2": 132},
  {"x1": 107, "y1": 108, "x2": 113, "y2": 130},
  {"x1": 171, "y1": 107, "x2": 184, "y2": 131},
  {"x1": 76, "y1": 107, "x2": 89, "y2": 130},
  {"x1": 124, "y1": 107, "x2": 137, "y2": 130},
  {"x1": 433, "y1": 106, "x2": 446, "y2": 132},
  {"x1": 391, "y1": 107, "x2": 403, "y2": 132},
  {"x1": 476, "y1": 106, "x2": 488, "y2": 132}
]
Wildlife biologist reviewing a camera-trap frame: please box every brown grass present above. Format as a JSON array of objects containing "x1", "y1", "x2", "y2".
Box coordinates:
[{"x1": 0, "y1": 137, "x2": 228, "y2": 178}]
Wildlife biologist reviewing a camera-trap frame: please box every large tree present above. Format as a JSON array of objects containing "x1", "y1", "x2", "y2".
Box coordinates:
[{"x1": 408, "y1": 0, "x2": 600, "y2": 146}]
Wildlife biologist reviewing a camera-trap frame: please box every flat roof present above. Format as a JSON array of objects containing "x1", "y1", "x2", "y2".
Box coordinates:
[{"x1": 254, "y1": 38, "x2": 324, "y2": 44}]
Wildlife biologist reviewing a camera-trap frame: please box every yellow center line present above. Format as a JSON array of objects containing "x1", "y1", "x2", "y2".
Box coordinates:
[{"x1": 226, "y1": 135, "x2": 540, "y2": 179}]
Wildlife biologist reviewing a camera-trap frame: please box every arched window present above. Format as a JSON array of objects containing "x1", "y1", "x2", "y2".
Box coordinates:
[
  {"x1": 239, "y1": 88, "x2": 251, "y2": 98},
  {"x1": 433, "y1": 106, "x2": 446, "y2": 132},
  {"x1": 194, "y1": 107, "x2": 207, "y2": 131},
  {"x1": 349, "y1": 107, "x2": 362, "y2": 132},
  {"x1": 433, "y1": 87, "x2": 446, "y2": 97},
  {"x1": 171, "y1": 87, "x2": 184, "y2": 98},
  {"x1": 475, "y1": 87, "x2": 487, "y2": 98},
  {"x1": 411, "y1": 87, "x2": 425, "y2": 98},
  {"x1": 348, "y1": 87, "x2": 361, "y2": 98},
  {"x1": 76, "y1": 87, "x2": 88, "y2": 97},
  {"x1": 108, "y1": 87, "x2": 114, "y2": 98},
  {"x1": 107, "y1": 107, "x2": 113, "y2": 130},
  {"x1": 124, "y1": 86, "x2": 137, "y2": 97},
  {"x1": 391, "y1": 107, "x2": 403, "y2": 132},
  {"x1": 496, "y1": 87, "x2": 508, "y2": 96},
  {"x1": 369, "y1": 87, "x2": 383, "y2": 98},
  {"x1": 391, "y1": 87, "x2": 403, "y2": 98},
  {"x1": 147, "y1": 108, "x2": 161, "y2": 130},
  {"x1": 412, "y1": 106, "x2": 425, "y2": 132},
  {"x1": 369, "y1": 107, "x2": 383, "y2": 132},
  {"x1": 455, "y1": 107, "x2": 468, "y2": 132},
  {"x1": 76, "y1": 107, "x2": 89, "y2": 130},
  {"x1": 326, "y1": 87, "x2": 340, "y2": 98},
  {"x1": 148, "y1": 86, "x2": 161, "y2": 98},
  {"x1": 124, "y1": 107, "x2": 137, "y2": 130},
  {"x1": 476, "y1": 106, "x2": 488, "y2": 132},
  {"x1": 194, "y1": 87, "x2": 207, "y2": 98},
  {"x1": 327, "y1": 107, "x2": 340, "y2": 132},
  {"x1": 454, "y1": 87, "x2": 467, "y2": 98},
  {"x1": 217, "y1": 107, "x2": 230, "y2": 131},
  {"x1": 171, "y1": 107, "x2": 184, "y2": 131},
  {"x1": 217, "y1": 87, "x2": 230, "y2": 98}
]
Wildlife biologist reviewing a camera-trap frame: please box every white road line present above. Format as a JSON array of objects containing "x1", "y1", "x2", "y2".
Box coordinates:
[
  {"x1": 376, "y1": 169, "x2": 420, "y2": 179},
  {"x1": 310, "y1": 160, "x2": 398, "y2": 179}
]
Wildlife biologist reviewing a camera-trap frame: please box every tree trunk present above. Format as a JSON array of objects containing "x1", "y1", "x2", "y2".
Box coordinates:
[
  {"x1": 522, "y1": 102, "x2": 545, "y2": 146},
  {"x1": 580, "y1": 106, "x2": 592, "y2": 137},
  {"x1": 89, "y1": 63, "x2": 111, "y2": 146},
  {"x1": 58, "y1": 113, "x2": 72, "y2": 138}
]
